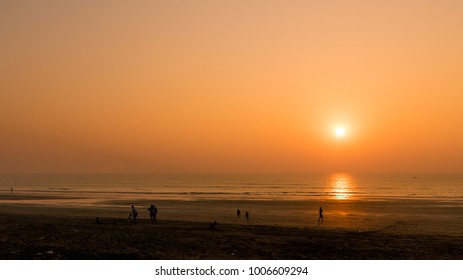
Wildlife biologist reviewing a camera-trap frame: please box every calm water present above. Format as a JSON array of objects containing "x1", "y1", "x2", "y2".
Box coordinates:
[{"x1": 1, "y1": 173, "x2": 462, "y2": 205}]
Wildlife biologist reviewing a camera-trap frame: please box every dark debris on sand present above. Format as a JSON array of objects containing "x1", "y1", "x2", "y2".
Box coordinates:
[{"x1": 0, "y1": 213, "x2": 462, "y2": 260}]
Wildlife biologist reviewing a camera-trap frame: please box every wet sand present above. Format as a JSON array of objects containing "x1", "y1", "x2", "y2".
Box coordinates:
[
  {"x1": 1, "y1": 193, "x2": 462, "y2": 236},
  {"x1": 1, "y1": 200, "x2": 462, "y2": 259}
]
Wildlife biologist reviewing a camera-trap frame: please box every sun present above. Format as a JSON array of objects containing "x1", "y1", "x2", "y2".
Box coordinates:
[{"x1": 335, "y1": 127, "x2": 346, "y2": 137}]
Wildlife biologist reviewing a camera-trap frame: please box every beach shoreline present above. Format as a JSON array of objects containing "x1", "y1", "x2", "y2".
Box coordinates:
[
  {"x1": 1, "y1": 195, "x2": 462, "y2": 235},
  {"x1": 1, "y1": 203, "x2": 462, "y2": 260}
]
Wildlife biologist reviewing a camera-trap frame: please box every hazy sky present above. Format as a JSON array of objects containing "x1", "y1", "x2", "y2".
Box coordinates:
[{"x1": 1, "y1": 0, "x2": 463, "y2": 173}]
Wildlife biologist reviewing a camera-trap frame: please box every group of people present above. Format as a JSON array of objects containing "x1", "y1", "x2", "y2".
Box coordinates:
[
  {"x1": 235, "y1": 207, "x2": 324, "y2": 223},
  {"x1": 236, "y1": 208, "x2": 250, "y2": 220},
  {"x1": 128, "y1": 204, "x2": 158, "y2": 224},
  {"x1": 127, "y1": 204, "x2": 324, "y2": 225}
]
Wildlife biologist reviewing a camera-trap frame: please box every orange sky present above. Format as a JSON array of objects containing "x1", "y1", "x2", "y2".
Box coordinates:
[{"x1": 1, "y1": 0, "x2": 463, "y2": 174}]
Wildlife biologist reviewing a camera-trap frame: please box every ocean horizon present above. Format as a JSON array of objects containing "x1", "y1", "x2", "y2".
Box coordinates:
[{"x1": 1, "y1": 173, "x2": 462, "y2": 209}]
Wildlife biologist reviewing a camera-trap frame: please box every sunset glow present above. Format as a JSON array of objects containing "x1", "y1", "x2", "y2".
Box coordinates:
[
  {"x1": 335, "y1": 127, "x2": 346, "y2": 138},
  {"x1": 1, "y1": 1, "x2": 463, "y2": 174},
  {"x1": 328, "y1": 173, "x2": 354, "y2": 200},
  {"x1": 1, "y1": 1, "x2": 463, "y2": 264}
]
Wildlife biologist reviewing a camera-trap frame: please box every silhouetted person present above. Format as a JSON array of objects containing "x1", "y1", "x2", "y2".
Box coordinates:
[
  {"x1": 10, "y1": 187, "x2": 13, "y2": 195},
  {"x1": 130, "y1": 205, "x2": 138, "y2": 224},
  {"x1": 245, "y1": 211, "x2": 250, "y2": 220},
  {"x1": 236, "y1": 208, "x2": 241, "y2": 218},
  {"x1": 147, "y1": 204, "x2": 158, "y2": 223},
  {"x1": 318, "y1": 206, "x2": 324, "y2": 223}
]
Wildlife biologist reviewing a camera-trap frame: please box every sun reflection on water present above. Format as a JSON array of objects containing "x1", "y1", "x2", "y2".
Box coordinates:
[{"x1": 328, "y1": 173, "x2": 354, "y2": 200}]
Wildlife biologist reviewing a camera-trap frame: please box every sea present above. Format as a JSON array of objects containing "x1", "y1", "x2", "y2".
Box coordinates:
[{"x1": 1, "y1": 173, "x2": 462, "y2": 205}]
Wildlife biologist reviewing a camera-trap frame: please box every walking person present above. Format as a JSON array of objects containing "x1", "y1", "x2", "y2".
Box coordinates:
[
  {"x1": 318, "y1": 206, "x2": 324, "y2": 223},
  {"x1": 130, "y1": 205, "x2": 138, "y2": 224},
  {"x1": 147, "y1": 204, "x2": 158, "y2": 223}
]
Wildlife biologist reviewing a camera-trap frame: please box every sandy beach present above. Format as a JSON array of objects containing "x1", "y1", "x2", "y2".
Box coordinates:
[{"x1": 1, "y1": 199, "x2": 462, "y2": 260}]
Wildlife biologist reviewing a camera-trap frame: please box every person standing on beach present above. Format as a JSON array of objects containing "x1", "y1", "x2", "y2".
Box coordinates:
[
  {"x1": 10, "y1": 187, "x2": 13, "y2": 195},
  {"x1": 130, "y1": 205, "x2": 138, "y2": 224},
  {"x1": 236, "y1": 208, "x2": 241, "y2": 218},
  {"x1": 245, "y1": 211, "x2": 250, "y2": 220},
  {"x1": 147, "y1": 204, "x2": 158, "y2": 223},
  {"x1": 318, "y1": 207, "x2": 324, "y2": 223}
]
